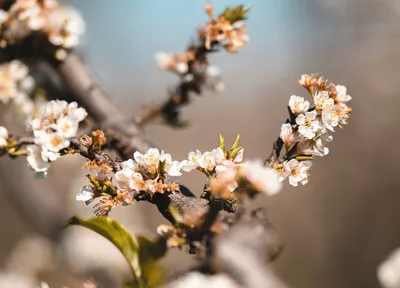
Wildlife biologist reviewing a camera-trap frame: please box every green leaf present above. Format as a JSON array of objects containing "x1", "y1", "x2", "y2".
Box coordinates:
[
  {"x1": 230, "y1": 134, "x2": 241, "y2": 151},
  {"x1": 227, "y1": 134, "x2": 242, "y2": 159},
  {"x1": 64, "y1": 216, "x2": 141, "y2": 282},
  {"x1": 124, "y1": 236, "x2": 167, "y2": 288},
  {"x1": 295, "y1": 155, "x2": 313, "y2": 161},
  {"x1": 137, "y1": 235, "x2": 167, "y2": 262},
  {"x1": 218, "y1": 134, "x2": 226, "y2": 152},
  {"x1": 222, "y1": 5, "x2": 251, "y2": 24}
]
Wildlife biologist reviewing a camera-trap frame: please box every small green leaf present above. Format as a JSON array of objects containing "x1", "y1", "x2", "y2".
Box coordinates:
[
  {"x1": 227, "y1": 134, "x2": 242, "y2": 159},
  {"x1": 218, "y1": 134, "x2": 226, "y2": 152},
  {"x1": 230, "y1": 134, "x2": 241, "y2": 151},
  {"x1": 295, "y1": 155, "x2": 313, "y2": 161},
  {"x1": 64, "y1": 216, "x2": 141, "y2": 281},
  {"x1": 222, "y1": 5, "x2": 251, "y2": 24},
  {"x1": 227, "y1": 146, "x2": 243, "y2": 160}
]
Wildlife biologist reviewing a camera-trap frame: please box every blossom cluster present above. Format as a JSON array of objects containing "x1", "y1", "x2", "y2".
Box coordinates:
[
  {"x1": 271, "y1": 74, "x2": 352, "y2": 186},
  {"x1": 155, "y1": 51, "x2": 225, "y2": 93},
  {"x1": 77, "y1": 147, "x2": 182, "y2": 216},
  {"x1": 26, "y1": 100, "x2": 87, "y2": 174},
  {"x1": 154, "y1": 3, "x2": 250, "y2": 93},
  {"x1": 77, "y1": 135, "x2": 282, "y2": 217},
  {"x1": 0, "y1": 60, "x2": 37, "y2": 116},
  {"x1": 200, "y1": 3, "x2": 250, "y2": 53},
  {"x1": 0, "y1": 0, "x2": 85, "y2": 55}
]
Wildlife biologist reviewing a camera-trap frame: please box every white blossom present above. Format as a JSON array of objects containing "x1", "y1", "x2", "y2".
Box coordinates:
[
  {"x1": 155, "y1": 52, "x2": 174, "y2": 70},
  {"x1": 26, "y1": 145, "x2": 50, "y2": 173},
  {"x1": 26, "y1": 100, "x2": 86, "y2": 173},
  {"x1": 0, "y1": 60, "x2": 33, "y2": 105},
  {"x1": 204, "y1": 65, "x2": 225, "y2": 93},
  {"x1": 312, "y1": 130, "x2": 333, "y2": 157},
  {"x1": 45, "y1": 6, "x2": 85, "y2": 48},
  {"x1": 336, "y1": 102, "x2": 352, "y2": 126},
  {"x1": 56, "y1": 116, "x2": 78, "y2": 138},
  {"x1": 280, "y1": 123, "x2": 297, "y2": 148},
  {"x1": 0, "y1": 10, "x2": 7, "y2": 24},
  {"x1": 41, "y1": 148, "x2": 60, "y2": 162},
  {"x1": 43, "y1": 99, "x2": 68, "y2": 120},
  {"x1": 0, "y1": 126, "x2": 8, "y2": 148},
  {"x1": 296, "y1": 111, "x2": 319, "y2": 139},
  {"x1": 67, "y1": 101, "x2": 88, "y2": 122},
  {"x1": 134, "y1": 148, "x2": 182, "y2": 177},
  {"x1": 42, "y1": 131, "x2": 70, "y2": 152},
  {"x1": 281, "y1": 159, "x2": 312, "y2": 187},
  {"x1": 335, "y1": 85, "x2": 351, "y2": 102},
  {"x1": 76, "y1": 185, "x2": 94, "y2": 202},
  {"x1": 239, "y1": 160, "x2": 282, "y2": 195},
  {"x1": 198, "y1": 147, "x2": 225, "y2": 171},
  {"x1": 321, "y1": 105, "x2": 339, "y2": 132},
  {"x1": 378, "y1": 248, "x2": 400, "y2": 288},
  {"x1": 134, "y1": 148, "x2": 161, "y2": 167},
  {"x1": 314, "y1": 90, "x2": 334, "y2": 110},
  {"x1": 170, "y1": 272, "x2": 239, "y2": 288},
  {"x1": 180, "y1": 150, "x2": 202, "y2": 172},
  {"x1": 289, "y1": 95, "x2": 310, "y2": 115}
]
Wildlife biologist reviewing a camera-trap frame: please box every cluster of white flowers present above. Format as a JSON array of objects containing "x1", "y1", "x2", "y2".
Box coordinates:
[
  {"x1": 26, "y1": 100, "x2": 87, "y2": 174},
  {"x1": 201, "y1": 3, "x2": 249, "y2": 53},
  {"x1": 0, "y1": 126, "x2": 8, "y2": 148},
  {"x1": 180, "y1": 145, "x2": 281, "y2": 196},
  {"x1": 77, "y1": 136, "x2": 284, "y2": 206},
  {"x1": 0, "y1": 60, "x2": 35, "y2": 110},
  {"x1": 180, "y1": 146, "x2": 242, "y2": 175},
  {"x1": 273, "y1": 76, "x2": 352, "y2": 186},
  {"x1": 0, "y1": 0, "x2": 84, "y2": 51},
  {"x1": 0, "y1": 60, "x2": 48, "y2": 124},
  {"x1": 77, "y1": 148, "x2": 182, "y2": 203}
]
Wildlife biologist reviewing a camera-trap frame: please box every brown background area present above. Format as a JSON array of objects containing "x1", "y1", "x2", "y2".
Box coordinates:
[{"x1": 1, "y1": 0, "x2": 400, "y2": 287}]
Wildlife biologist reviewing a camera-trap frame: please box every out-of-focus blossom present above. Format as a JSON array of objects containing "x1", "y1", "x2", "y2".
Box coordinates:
[
  {"x1": 199, "y1": 3, "x2": 249, "y2": 53},
  {"x1": 378, "y1": 248, "x2": 400, "y2": 288},
  {"x1": 154, "y1": 51, "x2": 194, "y2": 75},
  {"x1": 168, "y1": 272, "x2": 239, "y2": 288},
  {"x1": 0, "y1": 126, "x2": 8, "y2": 148},
  {"x1": 0, "y1": 0, "x2": 85, "y2": 50},
  {"x1": 239, "y1": 160, "x2": 282, "y2": 195},
  {"x1": 0, "y1": 60, "x2": 33, "y2": 104},
  {"x1": 44, "y1": 6, "x2": 85, "y2": 49}
]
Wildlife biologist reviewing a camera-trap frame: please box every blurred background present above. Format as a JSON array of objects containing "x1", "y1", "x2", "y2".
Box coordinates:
[{"x1": 1, "y1": 0, "x2": 400, "y2": 287}]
